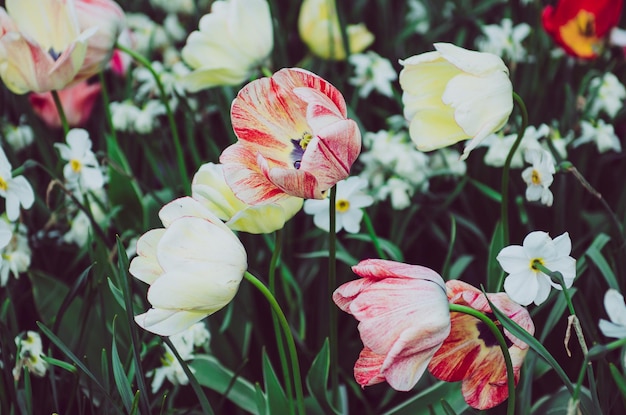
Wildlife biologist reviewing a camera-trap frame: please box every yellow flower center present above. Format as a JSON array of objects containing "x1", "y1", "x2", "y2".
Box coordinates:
[
  {"x1": 0, "y1": 176, "x2": 7, "y2": 191},
  {"x1": 70, "y1": 159, "x2": 82, "y2": 173},
  {"x1": 559, "y1": 10, "x2": 600, "y2": 58},
  {"x1": 530, "y1": 258, "x2": 544, "y2": 272},
  {"x1": 299, "y1": 132, "x2": 313, "y2": 150},
  {"x1": 336, "y1": 199, "x2": 350, "y2": 212},
  {"x1": 531, "y1": 169, "x2": 541, "y2": 185}
]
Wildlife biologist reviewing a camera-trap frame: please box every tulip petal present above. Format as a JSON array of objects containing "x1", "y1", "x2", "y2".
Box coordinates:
[
  {"x1": 134, "y1": 308, "x2": 208, "y2": 336},
  {"x1": 129, "y1": 229, "x2": 165, "y2": 285},
  {"x1": 354, "y1": 347, "x2": 386, "y2": 387}
]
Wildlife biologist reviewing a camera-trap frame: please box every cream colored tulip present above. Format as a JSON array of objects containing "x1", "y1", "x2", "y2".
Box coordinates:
[
  {"x1": 192, "y1": 163, "x2": 303, "y2": 234},
  {"x1": 130, "y1": 197, "x2": 247, "y2": 336},
  {"x1": 399, "y1": 43, "x2": 513, "y2": 159},
  {"x1": 0, "y1": 0, "x2": 96, "y2": 94},
  {"x1": 298, "y1": 0, "x2": 374, "y2": 60},
  {"x1": 181, "y1": 0, "x2": 273, "y2": 91}
]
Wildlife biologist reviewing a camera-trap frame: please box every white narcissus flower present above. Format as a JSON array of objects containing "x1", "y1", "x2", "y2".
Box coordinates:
[
  {"x1": 496, "y1": 231, "x2": 576, "y2": 306},
  {"x1": 599, "y1": 289, "x2": 626, "y2": 339},
  {"x1": 303, "y1": 176, "x2": 374, "y2": 233},
  {"x1": 348, "y1": 52, "x2": 397, "y2": 98},
  {"x1": 587, "y1": 72, "x2": 626, "y2": 119},
  {"x1": 192, "y1": 163, "x2": 303, "y2": 234},
  {"x1": 406, "y1": 0, "x2": 429, "y2": 34},
  {"x1": 481, "y1": 124, "x2": 550, "y2": 168},
  {"x1": 181, "y1": 0, "x2": 273, "y2": 91},
  {"x1": 2, "y1": 123, "x2": 34, "y2": 152},
  {"x1": 0, "y1": 218, "x2": 31, "y2": 286},
  {"x1": 521, "y1": 149, "x2": 555, "y2": 207},
  {"x1": 476, "y1": 18, "x2": 531, "y2": 62},
  {"x1": 0, "y1": 146, "x2": 34, "y2": 221},
  {"x1": 130, "y1": 197, "x2": 247, "y2": 336},
  {"x1": 573, "y1": 120, "x2": 622, "y2": 154},
  {"x1": 399, "y1": 43, "x2": 513, "y2": 159},
  {"x1": 54, "y1": 129, "x2": 104, "y2": 191},
  {"x1": 13, "y1": 331, "x2": 48, "y2": 380}
]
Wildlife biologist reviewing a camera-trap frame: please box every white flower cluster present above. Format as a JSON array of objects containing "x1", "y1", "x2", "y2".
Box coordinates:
[
  {"x1": 13, "y1": 331, "x2": 47, "y2": 380},
  {"x1": 0, "y1": 218, "x2": 31, "y2": 287},
  {"x1": 476, "y1": 18, "x2": 531, "y2": 62},
  {"x1": 348, "y1": 51, "x2": 397, "y2": 98},
  {"x1": 1, "y1": 122, "x2": 34, "y2": 153},
  {"x1": 150, "y1": 322, "x2": 211, "y2": 393}
]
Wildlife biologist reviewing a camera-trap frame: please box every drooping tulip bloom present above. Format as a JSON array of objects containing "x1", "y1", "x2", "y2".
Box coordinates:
[
  {"x1": 0, "y1": 0, "x2": 96, "y2": 94},
  {"x1": 29, "y1": 80, "x2": 101, "y2": 128},
  {"x1": 192, "y1": 162, "x2": 303, "y2": 234},
  {"x1": 399, "y1": 43, "x2": 513, "y2": 159},
  {"x1": 130, "y1": 197, "x2": 247, "y2": 336},
  {"x1": 73, "y1": 0, "x2": 126, "y2": 82},
  {"x1": 542, "y1": 0, "x2": 624, "y2": 59},
  {"x1": 428, "y1": 280, "x2": 535, "y2": 410},
  {"x1": 298, "y1": 0, "x2": 374, "y2": 60},
  {"x1": 220, "y1": 68, "x2": 361, "y2": 205},
  {"x1": 181, "y1": 0, "x2": 273, "y2": 91},
  {"x1": 333, "y1": 259, "x2": 451, "y2": 390}
]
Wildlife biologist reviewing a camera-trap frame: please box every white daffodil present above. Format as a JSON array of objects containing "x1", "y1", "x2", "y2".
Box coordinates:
[
  {"x1": 0, "y1": 218, "x2": 31, "y2": 286},
  {"x1": 181, "y1": 0, "x2": 273, "y2": 91},
  {"x1": 377, "y1": 177, "x2": 414, "y2": 210},
  {"x1": 348, "y1": 51, "x2": 397, "y2": 98},
  {"x1": 429, "y1": 148, "x2": 467, "y2": 177},
  {"x1": 476, "y1": 18, "x2": 531, "y2": 62},
  {"x1": 2, "y1": 123, "x2": 34, "y2": 152},
  {"x1": 0, "y1": 146, "x2": 34, "y2": 221},
  {"x1": 497, "y1": 231, "x2": 576, "y2": 306},
  {"x1": 481, "y1": 124, "x2": 550, "y2": 168},
  {"x1": 13, "y1": 331, "x2": 48, "y2": 380},
  {"x1": 130, "y1": 197, "x2": 247, "y2": 336},
  {"x1": 54, "y1": 129, "x2": 104, "y2": 191},
  {"x1": 521, "y1": 149, "x2": 555, "y2": 207},
  {"x1": 303, "y1": 176, "x2": 374, "y2": 233},
  {"x1": 399, "y1": 43, "x2": 513, "y2": 159},
  {"x1": 573, "y1": 120, "x2": 622, "y2": 153},
  {"x1": 599, "y1": 289, "x2": 626, "y2": 339},
  {"x1": 406, "y1": 0, "x2": 430, "y2": 34},
  {"x1": 587, "y1": 72, "x2": 626, "y2": 119},
  {"x1": 192, "y1": 163, "x2": 303, "y2": 234}
]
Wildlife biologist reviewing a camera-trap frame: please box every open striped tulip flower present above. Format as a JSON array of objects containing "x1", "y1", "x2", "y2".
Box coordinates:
[
  {"x1": 333, "y1": 259, "x2": 450, "y2": 391},
  {"x1": 399, "y1": 43, "x2": 513, "y2": 159},
  {"x1": 428, "y1": 280, "x2": 535, "y2": 410},
  {"x1": 130, "y1": 197, "x2": 247, "y2": 336},
  {"x1": 220, "y1": 68, "x2": 361, "y2": 205},
  {"x1": 0, "y1": 0, "x2": 96, "y2": 94},
  {"x1": 192, "y1": 162, "x2": 303, "y2": 234},
  {"x1": 542, "y1": 0, "x2": 623, "y2": 59}
]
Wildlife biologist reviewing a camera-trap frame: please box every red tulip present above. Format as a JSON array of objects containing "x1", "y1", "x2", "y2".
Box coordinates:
[
  {"x1": 29, "y1": 81, "x2": 101, "y2": 128},
  {"x1": 220, "y1": 68, "x2": 361, "y2": 205},
  {"x1": 542, "y1": 0, "x2": 624, "y2": 59}
]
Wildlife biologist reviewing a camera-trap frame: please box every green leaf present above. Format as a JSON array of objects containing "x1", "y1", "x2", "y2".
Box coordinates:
[
  {"x1": 538, "y1": 288, "x2": 576, "y2": 342},
  {"x1": 448, "y1": 255, "x2": 474, "y2": 280},
  {"x1": 382, "y1": 381, "x2": 467, "y2": 415},
  {"x1": 262, "y1": 350, "x2": 290, "y2": 415},
  {"x1": 584, "y1": 234, "x2": 619, "y2": 290},
  {"x1": 40, "y1": 356, "x2": 77, "y2": 373},
  {"x1": 610, "y1": 363, "x2": 626, "y2": 399},
  {"x1": 531, "y1": 386, "x2": 592, "y2": 414},
  {"x1": 112, "y1": 320, "x2": 134, "y2": 412},
  {"x1": 299, "y1": 250, "x2": 358, "y2": 267},
  {"x1": 190, "y1": 355, "x2": 259, "y2": 415},
  {"x1": 468, "y1": 178, "x2": 502, "y2": 203},
  {"x1": 255, "y1": 383, "x2": 267, "y2": 415},
  {"x1": 345, "y1": 234, "x2": 404, "y2": 262},
  {"x1": 486, "y1": 221, "x2": 505, "y2": 292},
  {"x1": 305, "y1": 338, "x2": 340, "y2": 415}
]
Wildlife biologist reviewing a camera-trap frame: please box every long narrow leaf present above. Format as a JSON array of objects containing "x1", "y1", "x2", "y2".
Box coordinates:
[
  {"x1": 306, "y1": 338, "x2": 341, "y2": 415},
  {"x1": 111, "y1": 320, "x2": 134, "y2": 412}
]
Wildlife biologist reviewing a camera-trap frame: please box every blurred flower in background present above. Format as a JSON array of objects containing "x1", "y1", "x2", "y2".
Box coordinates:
[
  {"x1": 521, "y1": 149, "x2": 556, "y2": 207},
  {"x1": 476, "y1": 18, "x2": 531, "y2": 62},
  {"x1": 0, "y1": 217, "x2": 31, "y2": 286},
  {"x1": 349, "y1": 51, "x2": 397, "y2": 98},
  {"x1": 0, "y1": 146, "x2": 34, "y2": 221},
  {"x1": 54, "y1": 129, "x2": 104, "y2": 192},
  {"x1": 573, "y1": 119, "x2": 622, "y2": 153},
  {"x1": 181, "y1": 0, "x2": 273, "y2": 91},
  {"x1": 586, "y1": 72, "x2": 626, "y2": 119},
  {"x1": 29, "y1": 81, "x2": 102, "y2": 129},
  {"x1": 1, "y1": 122, "x2": 34, "y2": 152},
  {"x1": 298, "y1": 0, "x2": 374, "y2": 60},
  {"x1": 13, "y1": 331, "x2": 47, "y2": 380},
  {"x1": 399, "y1": 43, "x2": 513, "y2": 159},
  {"x1": 542, "y1": 0, "x2": 624, "y2": 59},
  {"x1": 599, "y1": 289, "x2": 626, "y2": 339}
]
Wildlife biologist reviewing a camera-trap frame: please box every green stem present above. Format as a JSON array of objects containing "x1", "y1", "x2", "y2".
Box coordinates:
[
  {"x1": 328, "y1": 185, "x2": 339, "y2": 402},
  {"x1": 533, "y1": 262, "x2": 576, "y2": 316},
  {"x1": 449, "y1": 304, "x2": 516, "y2": 415},
  {"x1": 500, "y1": 92, "x2": 528, "y2": 247},
  {"x1": 243, "y1": 272, "x2": 305, "y2": 415},
  {"x1": 362, "y1": 209, "x2": 387, "y2": 260},
  {"x1": 51, "y1": 90, "x2": 70, "y2": 136},
  {"x1": 115, "y1": 44, "x2": 190, "y2": 194},
  {"x1": 268, "y1": 230, "x2": 295, "y2": 415},
  {"x1": 98, "y1": 72, "x2": 116, "y2": 142}
]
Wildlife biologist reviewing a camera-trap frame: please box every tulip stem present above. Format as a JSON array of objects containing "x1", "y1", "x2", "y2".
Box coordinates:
[
  {"x1": 243, "y1": 272, "x2": 305, "y2": 415},
  {"x1": 449, "y1": 304, "x2": 516, "y2": 415},
  {"x1": 51, "y1": 90, "x2": 70, "y2": 136},
  {"x1": 362, "y1": 209, "x2": 387, "y2": 260},
  {"x1": 328, "y1": 185, "x2": 339, "y2": 403},
  {"x1": 500, "y1": 92, "x2": 528, "y2": 248},
  {"x1": 268, "y1": 230, "x2": 295, "y2": 415},
  {"x1": 115, "y1": 44, "x2": 190, "y2": 195}
]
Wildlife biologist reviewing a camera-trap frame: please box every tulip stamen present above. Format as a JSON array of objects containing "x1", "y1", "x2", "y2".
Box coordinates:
[
  {"x1": 48, "y1": 48, "x2": 62, "y2": 61},
  {"x1": 291, "y1": 132, "x2": 313, "y2": 169}
]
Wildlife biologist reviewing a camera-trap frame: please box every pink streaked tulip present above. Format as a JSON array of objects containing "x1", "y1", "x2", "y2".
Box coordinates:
[
  {"x1": 428, "y1": 280, "x2": 535, "y2": 410},
  {"x1": 333, "y1": 259, "x2": 450, "y2": 391},
  {"x1": 29, "y1": 80, "x2": 101, "y2": 128},
  {"x1": 0, "y1": 0, "x2": 96, "y2": 94},
  {"x1": 220, "y1": 68, "x2": 361, "y2": 205},
  {"x1": 73, "y1": 0, "x2": 125, "y2": 82}
]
